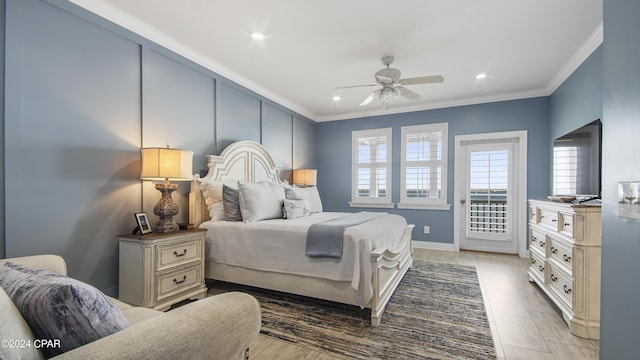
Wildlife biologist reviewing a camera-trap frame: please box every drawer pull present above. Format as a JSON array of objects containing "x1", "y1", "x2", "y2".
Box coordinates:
[
  {"x1": 540, "y1": 215, "x2": 545, "y2": 219},
  {"x1": 539, "y1": 265, "x2": 544, "y2": 272},
  {"x1": 550, "y1": 274, "x2": 558, "y2": 282},
  {"x1": 563, "y1": 254, "x2": 572, "y2": 262},
  {"x1": 563, "y1": 285, "x2": 572, "y2": 294},
  {"x1": 173, "y1": 249, "x2": 188, "y2": 257},
  {"x1": 564, "y1": 223, "x2": 571, "y2": 227},
  {"x1": 539, "y1": 241, "x2": 545, "y2": 247},
  {"x1": 530, "y1": 258, "x2": 536, "y2": 264},
  {"x1": 173, "y1": 275, "x2": 187, "y2": 285},
  {"x1": 531, "y1": 236, "x2": 537, "y2": 241},
  {"x1": 551, "y1": 246, "x2": 557, "y2": 254},
  {"x1": 551, "y1": 219, "x2": 557, "y2": 223}
]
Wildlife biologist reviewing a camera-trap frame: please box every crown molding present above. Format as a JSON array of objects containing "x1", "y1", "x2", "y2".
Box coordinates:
[
  {"x1": 545, "y1": 22, "x2": 603, "y2": 95},
  {"x1": 67, "y1": 1, "x2": 603, "y2": 123},
  {"x1": 67, "y1": 0, "x2": 317, "y2": 121}
]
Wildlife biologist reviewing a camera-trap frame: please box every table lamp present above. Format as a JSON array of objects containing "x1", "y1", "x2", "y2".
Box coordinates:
[
  {"x1": 293, "y1": 169, "x2": 317, "y2": 187},
  {"x1": 140, "y1": 146, "x2": 193, "y2": 232}
]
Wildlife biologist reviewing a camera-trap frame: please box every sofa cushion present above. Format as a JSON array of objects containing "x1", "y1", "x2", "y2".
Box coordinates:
[
  {"x1": 0, "y1": 262, "x2": 131, "y2": 359},
  {"x1": 0, "y1": 285, "x2": 44, "y2": 360}
]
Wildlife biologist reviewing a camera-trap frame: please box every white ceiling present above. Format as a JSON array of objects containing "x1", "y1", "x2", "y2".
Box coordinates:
[{"x1": 70, "y1": 0, "x2": 602, "y2": 122}]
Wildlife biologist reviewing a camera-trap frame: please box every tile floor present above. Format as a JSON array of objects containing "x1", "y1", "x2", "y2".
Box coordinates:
[{"x1": 249, "y1": 249, "x2": 600, "y2": 360}]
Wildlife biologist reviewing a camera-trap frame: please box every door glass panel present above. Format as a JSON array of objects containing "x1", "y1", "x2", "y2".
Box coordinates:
[{"x1": 468, "y1": 150, "x2": 509, "y2": 234}]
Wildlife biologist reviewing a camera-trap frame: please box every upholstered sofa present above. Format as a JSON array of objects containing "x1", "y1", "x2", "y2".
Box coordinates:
[{"x1": 0, "y1": 255, "x2": 261, "y2": 360}]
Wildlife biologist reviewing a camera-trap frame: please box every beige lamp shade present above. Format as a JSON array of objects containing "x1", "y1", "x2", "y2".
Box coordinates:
[
  {"x1": 293, "y1": 169, "x2": 317, "y2": 186},
  {"x1": 140, "y1": 147, "x2": 193, "y2": 182}
]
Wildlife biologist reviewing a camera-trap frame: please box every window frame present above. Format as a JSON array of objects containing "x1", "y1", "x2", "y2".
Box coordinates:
[
  {"x1": 398, "y1": 123, "x2": 450, "y2": 210},
  {"x1": 349, "y1": 128, "x2": 394, "y2": 208}
]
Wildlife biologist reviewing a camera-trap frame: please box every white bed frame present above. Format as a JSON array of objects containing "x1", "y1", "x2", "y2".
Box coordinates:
[{"x1": 189, "y1": 141, "x2": 414, "y2": 326}]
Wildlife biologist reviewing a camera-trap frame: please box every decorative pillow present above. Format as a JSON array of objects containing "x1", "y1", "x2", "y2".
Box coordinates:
[
  {"x1": 238, "y1": 182, "x2": 286, "y2": 222},
  {"x1": 282, "y1": 199, "x2": 310, "y2": 219},
  {"x1": 0, "y1": 262, "x2": 131, "y2": 359},
  {"x1": 209, "y1": 202, "x2": 226, "y2": 221},
  {"x1": 0, "y1": 286, "x2": 44, "y2": 360},
  {"x1": 285, "y1": 186, "x2": 323, "y2": 213},
  {"x1": 200, "y1": 180, "x2": 224, "y2": 207},
  {"x1": 222, "y1": 184, "x2": 242, "y2": 221}
]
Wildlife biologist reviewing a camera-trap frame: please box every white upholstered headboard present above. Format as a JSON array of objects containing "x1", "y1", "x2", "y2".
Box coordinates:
[{"x1": 189, "y1": 141, "x2": 284, "y2": 227}]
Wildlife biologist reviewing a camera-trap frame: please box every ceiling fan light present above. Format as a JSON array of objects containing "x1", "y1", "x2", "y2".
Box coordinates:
[
  {"x1": 475, "y1": 72, "x2": 488, "y2": 80},
  {"x1": 332, "y1": 95, "x2": 341, "y2": 101},
  {"x1": 250, "y1": 32, "x2": 265, "y2": 40}
]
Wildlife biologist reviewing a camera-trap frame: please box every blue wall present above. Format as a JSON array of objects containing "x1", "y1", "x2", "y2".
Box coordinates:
[
  {"x1": 317, "y1": 97, "x2": 550, "y2": 243},
  {"x1": 1, "y1": 0, "x2": 315, "y2": 295},
  {"x1": 600, "y1": 0, "x2": 640, "y2": 356}
]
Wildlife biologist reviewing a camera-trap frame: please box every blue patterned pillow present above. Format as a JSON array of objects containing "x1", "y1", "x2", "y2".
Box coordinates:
[{"x1": 0, "y1": 262, "x2": 131, "y2": 358}]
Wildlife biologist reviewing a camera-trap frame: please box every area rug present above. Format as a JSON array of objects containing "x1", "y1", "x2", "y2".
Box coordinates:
[{"x1": 209, "y1": 261, "x2": 496, "y2": 360}]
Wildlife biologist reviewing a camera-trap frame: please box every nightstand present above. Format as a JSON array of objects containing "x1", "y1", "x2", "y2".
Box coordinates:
[{"x1": 117, "y1": 229, "x2": 207, "y2": 311}]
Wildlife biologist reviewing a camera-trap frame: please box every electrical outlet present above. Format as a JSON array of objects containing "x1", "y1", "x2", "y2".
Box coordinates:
[{"x1": 423, "y1": 226, "x2": 430, "y2": 234}]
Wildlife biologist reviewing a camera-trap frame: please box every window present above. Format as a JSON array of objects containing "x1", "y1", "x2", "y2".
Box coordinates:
[
  {"x1": 350, "y1": 128, "x2": 393, "y2": 208},
  {"x1": 399, "y1": 123, "x2": 449, "y2": 209}
]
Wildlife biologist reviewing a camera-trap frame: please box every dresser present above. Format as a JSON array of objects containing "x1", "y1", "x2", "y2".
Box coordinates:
[
  {"x1": 527, "y1": 199, "x2": 601, "y2": 339},
  {"x1": 118, "y1": 229, "x2": 207, "y2": 311}
]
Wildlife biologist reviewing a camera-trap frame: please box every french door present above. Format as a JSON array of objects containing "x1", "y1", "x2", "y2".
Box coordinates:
[{"x1": 457, "y1": 138, "x2": 521, "y2": 254}]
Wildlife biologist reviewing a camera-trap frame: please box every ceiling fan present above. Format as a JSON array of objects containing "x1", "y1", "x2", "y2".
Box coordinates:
[{"x1": 338, "y1": 56, "x2": 444, "y2": 107}]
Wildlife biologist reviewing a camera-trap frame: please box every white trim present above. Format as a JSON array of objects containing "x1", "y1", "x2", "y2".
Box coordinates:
[
  {"x1": 396, "y1": 204, "x2": 451, "y2": 211},
  {"x1": 453, "y1": 130, "x2": 528, "y2": 258},
  {"x1": 412, "y1": 240, "x2": 456, "y2": 252},
  {"x1": 545, "y1": 23, "x2": 603, "y2": 95},
  {"x1": 399, "y1": 123, "x2": 449, "y2": 208},
  {"x1": 348, "y1": 202, "x2": 395, "y2": 209},
  {"x1": 351, "y1": 128, "x2": 393, "y2": 207}
]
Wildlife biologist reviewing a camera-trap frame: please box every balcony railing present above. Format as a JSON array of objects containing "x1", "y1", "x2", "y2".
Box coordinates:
[{"x1": 469, "y1": 192, "x2": 507, "y2": 233}]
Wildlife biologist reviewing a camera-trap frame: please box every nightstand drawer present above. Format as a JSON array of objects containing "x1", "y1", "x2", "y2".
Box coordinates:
[
  {"x1": 529, "y1": 251, "x2": 546, "y2": 283},
  {"x1": 156, "y1": 238, "x2": 201, "y2": 271},
  {"x1": 156, "y1": 264, "x2": 201, "y2": 301}
]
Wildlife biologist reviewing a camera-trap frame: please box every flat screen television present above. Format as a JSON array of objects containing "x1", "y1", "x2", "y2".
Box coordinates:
[{"x1": 552, "y1": 119, "x2": 602, "y2": 199}]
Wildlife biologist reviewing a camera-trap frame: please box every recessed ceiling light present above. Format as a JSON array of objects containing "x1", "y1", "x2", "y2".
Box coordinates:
[
  {"x1": 475, "y1": 73, "x2": 488, "y2": 80},
  {"x1": 332, "y1": 95, "x2": 341, "y2": 101},
  {"x1": 250, "y1": 32, "x2": 265, "y2": 40}
]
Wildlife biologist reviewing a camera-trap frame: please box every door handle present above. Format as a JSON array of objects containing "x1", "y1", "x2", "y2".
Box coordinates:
[{"x1": 460, "y1": 199, "x2": 466, "y2": 204}]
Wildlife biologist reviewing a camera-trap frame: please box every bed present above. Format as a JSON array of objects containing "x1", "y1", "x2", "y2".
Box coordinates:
[{"x1": 189, "y1": 141, "x2": 414, "y2": 326}]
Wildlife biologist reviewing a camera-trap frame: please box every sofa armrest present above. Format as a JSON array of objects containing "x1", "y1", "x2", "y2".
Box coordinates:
[
  {"x1": 0, "y1": 255, "x2": 67, "y2": 275},
  {"x1": 52, "y1": 292, "x2": 261, "y2": 360}
]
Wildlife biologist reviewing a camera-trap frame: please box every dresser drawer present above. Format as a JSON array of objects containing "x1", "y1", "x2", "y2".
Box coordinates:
[
  {"x1": 558, "y1": 212, "x2": 574, "y2": 237},
  {"x1": 539, "y1": 208, "x2": 559, "y2": 230},
  {"x1": 156, "y1": 264, "x2": 201, "y2": 301},
  {"x1": 529, "y1": 251, "x2": 547, "y2": 282},
  {"x1": 156, "y1": 237, "x2": 201, "y2": 271},
  {"x1": 548, "y1": 264, "x2": 573, "y2": 308},
  {"x1": 549, "y1": 236, "x2": 573, "y2": 273},
  {"x1": 529, "y1": 228, "x2": 547, "y2": 256}
]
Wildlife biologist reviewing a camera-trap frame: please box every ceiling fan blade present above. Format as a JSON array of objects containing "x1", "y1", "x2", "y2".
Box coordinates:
[
  {"x1": 375, "y1": 75, "x2": 394, "y2": 84},
  {"x1": 360, "y1": 90, "x2": 380, "y2": 106},
  {"x1": 399, "y1": 75, "x2": 444, "y2": 85},
  {"x1": 336, "y1": 83, "x2": 378, "y2": 89},
  {"x1": 397, "y1": 86, "x2": 422, "y2": 100}
]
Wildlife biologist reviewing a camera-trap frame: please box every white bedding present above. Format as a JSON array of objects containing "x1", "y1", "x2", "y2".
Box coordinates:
[{"x1": 199, "y1": 212, "x2": 407, "y2": 307}]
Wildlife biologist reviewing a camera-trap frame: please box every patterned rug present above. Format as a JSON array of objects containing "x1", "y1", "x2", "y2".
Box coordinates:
[{"x1": 209, "y1": 261, "x2": 496, "y2": 360}]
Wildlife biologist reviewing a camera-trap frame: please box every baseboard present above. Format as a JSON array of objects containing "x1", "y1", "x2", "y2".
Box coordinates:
[{"x1": 412, "y1": 240, "x2": 457, "y2": 252}]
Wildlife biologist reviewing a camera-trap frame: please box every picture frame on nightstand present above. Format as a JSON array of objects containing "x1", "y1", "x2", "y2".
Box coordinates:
[{"x1": 134, "y1": 212, "x2": 152, "y2": 234}]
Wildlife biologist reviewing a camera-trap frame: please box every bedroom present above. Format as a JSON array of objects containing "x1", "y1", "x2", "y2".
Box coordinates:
[{"x1": 0, "y1": 0, "x2": 638, "y2": 359}]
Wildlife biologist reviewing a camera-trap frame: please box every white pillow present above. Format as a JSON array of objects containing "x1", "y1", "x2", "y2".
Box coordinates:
[
  {"x1": 208, "y1": 202, "x2": 226, "y2": 221},
  {"x1": 238, "y1": 182, "x2": 286, "y2": 222},
  {"x1": 200, "y1": 180, "x2": 224, "y2": 207},
  {"x1": 283, "y1": 199, "x2": 310, "y2": 219},
  {"x1": 285, "y1": 186, "x2": 323, "y2": 213}
]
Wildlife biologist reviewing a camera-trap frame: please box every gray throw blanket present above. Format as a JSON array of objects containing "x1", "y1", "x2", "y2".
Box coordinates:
[{"x1": 305, "y1": 212, "x2": 386, "y2": 259}]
